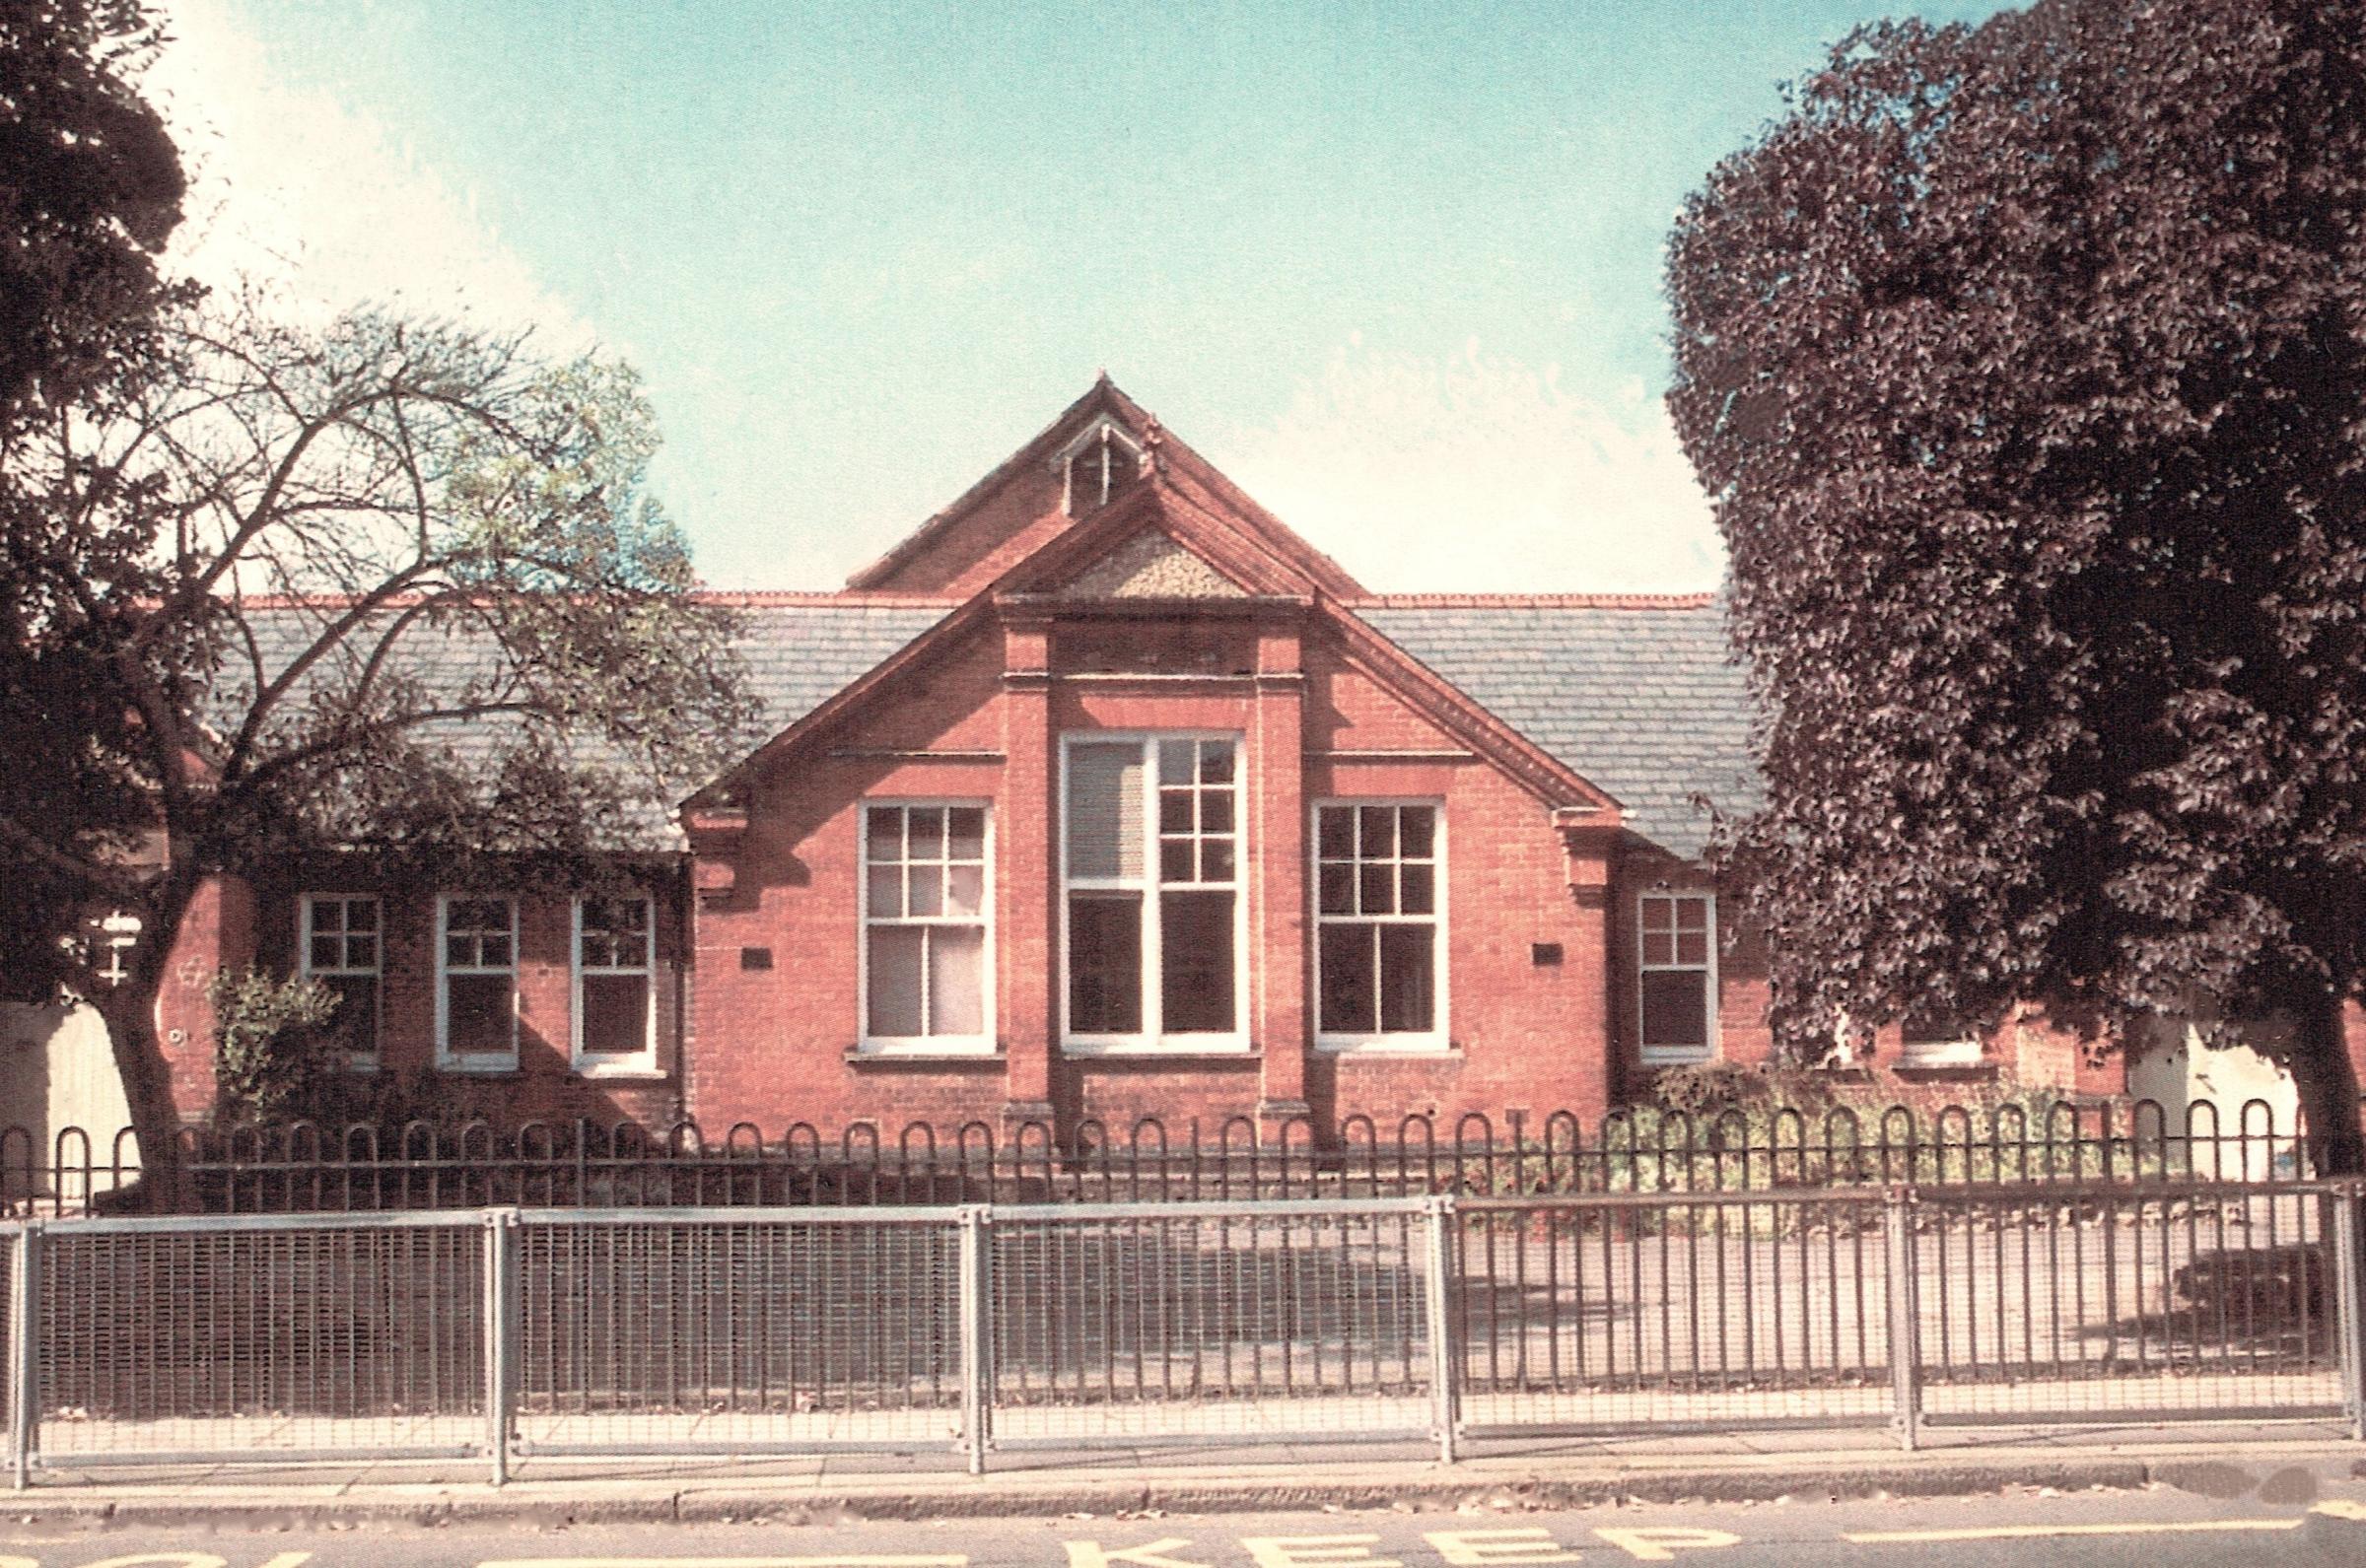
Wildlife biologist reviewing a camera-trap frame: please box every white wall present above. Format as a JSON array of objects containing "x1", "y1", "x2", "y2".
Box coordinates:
[{"x1": 1, "y1": 1000, "x2": 138, "y2": 1206}]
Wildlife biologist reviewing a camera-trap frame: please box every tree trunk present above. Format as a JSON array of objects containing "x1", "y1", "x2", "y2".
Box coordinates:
[
  {"x1": 97, "y1": 971, "x2": 189, "y2": 1213},
  {"x1": 2288, "y1": 989, "x2": 2365, "y2": 1177}
]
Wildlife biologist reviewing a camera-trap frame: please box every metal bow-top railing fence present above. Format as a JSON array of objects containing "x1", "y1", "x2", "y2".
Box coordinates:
[
  {"x1": 8, "y1": 1173, "x2": 2366, "y2": 1488},
  {"x1": 0, "y1": 1096, "x2": 2317, "y2": 1217}
]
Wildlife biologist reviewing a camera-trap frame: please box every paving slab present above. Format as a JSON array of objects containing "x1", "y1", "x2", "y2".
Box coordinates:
[{"x1": 7, "y1": 1429, "x2": 2364, "y2": 1529}]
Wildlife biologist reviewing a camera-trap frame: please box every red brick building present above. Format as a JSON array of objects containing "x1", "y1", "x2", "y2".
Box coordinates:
[{"x1": 133, "y1": 379, "x2": 2365, "y2": 1136}]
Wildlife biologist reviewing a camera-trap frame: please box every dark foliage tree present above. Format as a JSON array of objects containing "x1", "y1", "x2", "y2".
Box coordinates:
[
  {"x1": 1, "y1": 302, "x2": 757, "y2": 1195},
  {"x1": 0, "y1": 0, "x2": 186, "y2": 425},
  {"x1": 1666, "y1": 0, "x2": 2366, "y2": 1170}
]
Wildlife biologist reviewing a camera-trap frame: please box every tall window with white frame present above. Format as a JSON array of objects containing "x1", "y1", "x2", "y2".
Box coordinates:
[
  {"x1": 1637, "y1": 892, "x2": 1715, "y2": 1062},
  {"x1": 575, "y1": 895, "x2": 655, "y2": 1069},
  {"x1": 438, "y1": 895, "x2": 517, "y2": 1069},
  {"x1": 863, "y1": 803, "x2": 991, "y2": 1051},
  {"x1": 1314, "y1": 803, "x2": 1443, "y2": 1048},
  {"x1": 1063, "y1": 736, "x2": 1240, "y2": 1049},
  {"x1": 301, "y1": 894, "x2": 381, "y2": 1067}
]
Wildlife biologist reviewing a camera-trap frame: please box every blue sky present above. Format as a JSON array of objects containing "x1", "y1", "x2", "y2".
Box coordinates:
[{"x1": 153, "y1": 1, "x2": 2011, "y2": 592}]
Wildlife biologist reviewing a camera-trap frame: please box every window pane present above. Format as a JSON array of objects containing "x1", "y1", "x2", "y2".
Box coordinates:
[
  {"x1": 908, "y1": 864, "x2": 943, "y2": 917},
  {"x1": 1160, "y1": 840, "x2": 1194, "y2": 883},
  {"x1": 311, "y1": 934, "x2": 341, "y2": 971},
  {"x1": 1200, "y1": 790, "x2": 1233, "y2": 833},
  {"x1": 867, "y1": 863, "x2": 903, "y2": 918},
  {"x1": 478, "y1": 932, "x2": 512, "y2": 968},
  {"x1": 1198, "y1": 743, "x2": 1234, "y2": 784},
  {"x1": 1399, "y1": 863, "x2": 1434, "y2": 916},
  {"x1": 582, "y1": 973, "x2": 649, "y2": 1056},
  {"x1": 1158, "y1": 738, "x2": 1197, "y2": 784},
  {"x1": 1676, "y1": 931, "x2": 1708, "y2": 966},
  {"x1": 1068, "y1": 894, "x2": 1142, "y2": 1033},
  {"x1": 1359, "y1": 864, "x2": 1395, "y2": 915},
  {"x1": 1399, "y1": 807, "x2": 1435, "y2": 858},
  {"x1": 945, "y1": 863, "x2": 984, "y2": 918},
  {"x1": 1160, "y1": 788, "x2": 1194, "y2": 834},
  {"x1": 346, "y1": 899, "x2": 377, "y2": 932},
  {"x1": 1317, "y1": 807, "x2": 1354, "y2": 859},
  {"x1": 928, "y1": 926, "x2": 985, "y2": 1036},
  {"x1": 1318, "y1": 862, "x2": 1355, "y2": 916},
  {"x1": 1200, "y1": 839, "x2": 1234, "y2": 882},
  {"x1": 909, "y1": 807, "x2": 944, "y2": 859},
  {"x1": 1902, "y1": 1007, "x2": 1971, "y2": 1046},
  {"x1": 447, "y1": 974, "x2": 512, "y2": 1055},
  {"x1": 1358, "y1": 805, "x2": 1396, "y2": 858},
  {"x1": 324, "y1": 974, "x2": 378, "y2": 1057},
  {"x1": 346, "y1": 933, "x2": 377, "y2": 969},
  {"x1": 947, "y1": 807, "x2": 986, "y2": 860},
  {"x1": 1640, "y1": 970, "x2": 1709, "y2": 1050},
  {"x1": 453, "y1": 898, "x2": 505, "y2": 932},
  {"x1": 1160, "y1": 890, "x2": 1234, "y2": 1032},
  {"x1": 1067, "y1": 743, "x2": 1145, "y2": 879},
  {"x1": 1319, "y1": 924, "x2": 1377, "y2": 1035},
  {"x1": 868, "y1": 807, "x2": 904, "y2": 863},
  {"x1": 868, "y1": 925, "x2": 925, "y2": 1037},
  {"x1": 1642, "y1": 931, "x2": 1674, "y2": 966},
  {"x1": 313, "y1": 900, "x2": 344, "y2": 933},
  {"x1": 1676, "y1": 898, "x2": 1708, "y2": 932},
  {"x1": 447, "y1": 932, "x2": 471, "y2": 967},
  {"x1": 1378, "y1": 924, "x2": 1434, "y2": 1033}
]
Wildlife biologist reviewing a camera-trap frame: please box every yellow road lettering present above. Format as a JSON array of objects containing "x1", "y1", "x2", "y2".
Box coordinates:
[
  {"x1": 75, "y1": 1556, "x2": 231, "y2": 1568},
  {"x1": 1242, "y1": 1536, "x2": 1400, "y2": 1568},
  {"x1": 476, "y1": 1559, "x2": 970, "y2": 1568},
  {"x1": 1065, "y1": 1541, "x2": 1214, "y2": 1568},
  {"x1": 1841, "y1": 1521, "x2": 2301, "y2": 1543},
  {"x1": 1589, "y1": 1529, "x2": 1741, "y2": 1562},
  {"x1": 1424, "y1": 1529, "x2": 1581, "y2": 1565},
  {"x1": 2311, "y1": 1500, "x2": 2366, "y2": 1522}
]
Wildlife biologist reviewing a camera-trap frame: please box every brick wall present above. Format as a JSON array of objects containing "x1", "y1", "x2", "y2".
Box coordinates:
[
  {"x1": 686, "y1": 608, "x2": 1620, "y2": 1139},
  {"x1": 151, "y1": 871, "x2": 685, "y2": 1127}
]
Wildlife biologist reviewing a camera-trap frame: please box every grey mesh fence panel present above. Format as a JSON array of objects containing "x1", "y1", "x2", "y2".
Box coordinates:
[
  {"x1": 32, "y1": 1212, "x2": 485, "y2": 1467},
  {"x1": 984, "y1": 1200, "x2": 1434, "y2": 1448},
  {"x1": 1909, "y1": 1183, "x2": 2346, "y2": 1425},
  {"x1": 5, "y1": 1185, "x2": 2359, "y2": 1481},
  {"x1": 4, "y1": 1224, "x2": 21, "y2": 1486},
  {"x1": 1452, "y1": 1193, "x2": 1895, "y2": 1434},
  {"x1": 512, "y1": 1209, "x2": 967, "y2": 1455}
]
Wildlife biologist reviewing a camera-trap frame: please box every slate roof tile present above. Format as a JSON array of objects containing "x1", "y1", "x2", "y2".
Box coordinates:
[{"x1": 1357, "y1": 601, "x2": 1761, "y2": 860}]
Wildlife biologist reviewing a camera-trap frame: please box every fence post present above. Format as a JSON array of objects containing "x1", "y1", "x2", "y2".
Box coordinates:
[
  {"x1": 1884, "y1": 1186, "x2": 1921, "y2": 1453},
  {"x1": 483, "y1": 1208, "x2": 520, "y2": 1486},
  {"x1": 2334, "y1": 1185, "x2": 2366, "y2": 1444},
  {"x1": 8, "y1": 1222, "x2": 36, "y2": 1490},
  {"x1": 1423, "y1": 1195, "x2": 1459, "y2": 1465},
  {"x1": 959, "y1": 1205, "x2": 993, "y2": 1475}
]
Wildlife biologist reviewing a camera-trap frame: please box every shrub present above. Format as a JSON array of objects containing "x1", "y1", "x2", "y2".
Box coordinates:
[{"x1": 207, "y1": 968, "x2": 342, "y2": 1125}]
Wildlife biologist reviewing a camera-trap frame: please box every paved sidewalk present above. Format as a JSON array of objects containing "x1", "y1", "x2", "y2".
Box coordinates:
[{"x1": 8, "y1": 1423, "x2": 2364, "y2": 1527}]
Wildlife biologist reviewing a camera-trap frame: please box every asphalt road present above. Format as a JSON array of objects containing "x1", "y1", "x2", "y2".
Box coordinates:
[{"x1": 6, "y1": 1483, "x2": 2366, "y2": 1568}]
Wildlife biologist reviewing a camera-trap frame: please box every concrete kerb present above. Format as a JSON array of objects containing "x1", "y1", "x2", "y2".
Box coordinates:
[{"x1": 6, "y1": 1445, "x2": 2362, "y2": 1528}]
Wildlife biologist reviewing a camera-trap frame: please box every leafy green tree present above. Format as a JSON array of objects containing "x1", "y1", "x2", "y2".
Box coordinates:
[
  {"x1": 2, "y1": 302, "x2": 756, "y2": 1197},
  {"x1": 1667, "y1": 0, "x2": 2366, "y2": 1170},
  {"x1": 0, "y1": 0, "x2": 185, "y2": 424}
]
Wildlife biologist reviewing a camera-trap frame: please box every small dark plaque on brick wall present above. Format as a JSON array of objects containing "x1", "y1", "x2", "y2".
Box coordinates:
[
  {"x1": 740, "y1": 946, "x2": 774, "y2": 971},
  {"x1": 1531, "y1": 942, "x2": 1564, "y2": 967}
]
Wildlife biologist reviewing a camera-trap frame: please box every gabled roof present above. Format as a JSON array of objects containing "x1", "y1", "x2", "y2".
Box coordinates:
[
  {"x1": 698, "y1": 380, "x2": 1760, "y2": 856},
  {"x1": 846, "y1": 375, "x2": 1365, "y2": 600},
  {"x1": 227, "y1": 595, "x2": 956, "y2": 851}
]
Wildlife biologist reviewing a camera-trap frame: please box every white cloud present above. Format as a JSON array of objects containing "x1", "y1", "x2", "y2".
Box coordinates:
[
  {"x1": 1221, "y1": 343, "x2": 1724, "y2": 594},
  {"x1": 146, "y1": 0, "x2": 587, "y2": 344}
]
